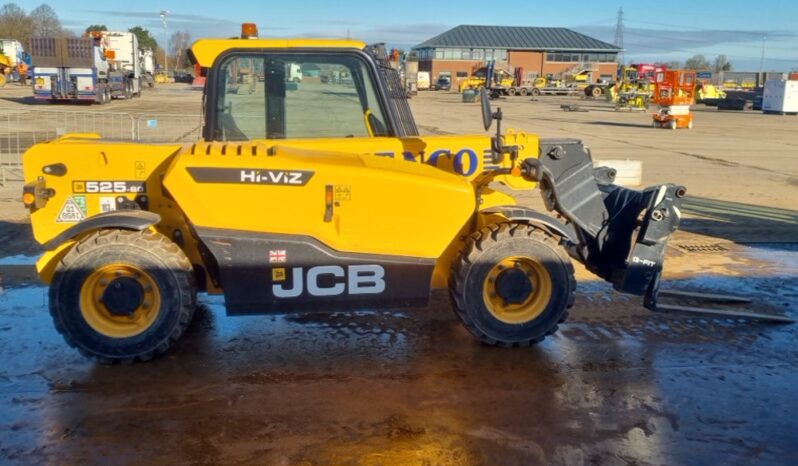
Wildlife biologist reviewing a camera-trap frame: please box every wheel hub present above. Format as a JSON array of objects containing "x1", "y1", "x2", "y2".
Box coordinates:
[
  {"x1": 80, "y1": 263, "x2": 161, "y2": 338},
  {"x1": 494, "y1": 267, "x2": 533, "y2": 305},
  {"x1": 482, "y1": 256, "x2": 554, "y2": 324},
  {"x1": 101, "y1": 276, "x2": 145, "y2": 316}
]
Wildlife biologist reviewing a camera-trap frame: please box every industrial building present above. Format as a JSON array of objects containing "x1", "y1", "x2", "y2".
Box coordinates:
[{"x1": 413, "y1": 25, "x2": 621, "y2": 86}]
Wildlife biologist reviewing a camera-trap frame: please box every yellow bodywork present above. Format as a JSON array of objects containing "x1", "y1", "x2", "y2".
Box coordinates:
[
  {"x1": 24, "y1": 130, "x2": 539, "y2": 290},
  {"x1": 191, "y1": 38, "x2": 367, "y2": 68},
  {"x1": 24, "y1": 36, "x2": 543, "y2": 294}
]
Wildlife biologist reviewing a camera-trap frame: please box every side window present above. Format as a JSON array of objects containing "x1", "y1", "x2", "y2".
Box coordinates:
[
  {"x1": 213, "y1": 53, "x2": 389, "y2": 141},
  {"x1": 215, "y1": 56, "x2": 266, "y2": 140}
]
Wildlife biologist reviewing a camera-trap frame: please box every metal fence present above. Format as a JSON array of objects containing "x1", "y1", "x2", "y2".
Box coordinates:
[
  {"x1": 0, "y1": 109, "x2": 204, "y2": 185},
  {"x1": 135, "y1": 114, "x2": 203, "y2": 144}
]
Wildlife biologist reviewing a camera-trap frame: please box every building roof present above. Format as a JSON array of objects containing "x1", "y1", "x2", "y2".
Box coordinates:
[{"x1": 414, "y1": 25, "x2": 621, "y2": 52}]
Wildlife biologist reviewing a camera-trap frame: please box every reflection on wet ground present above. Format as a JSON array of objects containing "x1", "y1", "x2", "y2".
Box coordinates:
[{"x1": 0, "y1": 244, "x2": 796, "y2": 464}]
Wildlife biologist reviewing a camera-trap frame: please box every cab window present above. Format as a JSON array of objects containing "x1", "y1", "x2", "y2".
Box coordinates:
[{"x1": 213, "y1": 52, "x2": 389, "y2": 141}]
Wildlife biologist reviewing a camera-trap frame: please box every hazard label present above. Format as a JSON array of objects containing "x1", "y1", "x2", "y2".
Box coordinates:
[
  {"x1": 56, "y1": 196, "x2": 87, "y2": 223},
  {"x1": 135, "y1": 161, "x2": 146, "y2": 179},
  {"x1": 334, "y1": 185, "x2": 351, "y2": 201}
]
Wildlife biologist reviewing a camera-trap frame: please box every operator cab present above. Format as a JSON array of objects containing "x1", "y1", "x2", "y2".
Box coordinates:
[{"x1": 192, "y1": 24, "x2": 418, "y2": 142}]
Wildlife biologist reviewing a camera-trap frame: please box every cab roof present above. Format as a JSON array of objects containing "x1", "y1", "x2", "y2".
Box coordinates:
[{"x1": 190, "y1": 38, "x2": 368, "y2": 67}]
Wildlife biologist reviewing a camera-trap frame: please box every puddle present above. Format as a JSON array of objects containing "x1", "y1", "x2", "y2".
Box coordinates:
[{"x1": 0, "y1": 254, "x2": 40, "y2": 266}]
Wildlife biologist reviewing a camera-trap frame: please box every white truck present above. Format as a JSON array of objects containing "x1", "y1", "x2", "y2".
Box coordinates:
[
  {"x1": 102, "y1": 31, "x2": 142, "y2": 98},
  {"x1": 30, "y1": 31, "x2": 142, "y2": 104},
  {"x1": 30, "y1": 37, "x2": 112, "y2": 103},
  {"x1": 287, "y1": 63, "x2": 302, "y2": 82},
  {"x1": 140, "y1": 47, "x2": 155, "y2": 88},
  {"x1": 0, "y1": 39, "x2": 26, "y2": 66}
]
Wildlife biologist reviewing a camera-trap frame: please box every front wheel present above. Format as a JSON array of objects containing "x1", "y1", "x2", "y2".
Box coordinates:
[
  {"x1": 450, "y1": 223, "x2": 575, "y2": 347},
  {"x1": 49, "y1": 229, "x2": 196, "y2": 363}
]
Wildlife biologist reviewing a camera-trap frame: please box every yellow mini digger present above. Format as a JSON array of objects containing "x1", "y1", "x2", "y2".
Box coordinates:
[{"x1": 22, "y1": 25, "x2": 686, "y2": 362}]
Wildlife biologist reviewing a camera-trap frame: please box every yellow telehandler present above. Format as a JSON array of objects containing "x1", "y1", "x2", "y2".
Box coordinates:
[{"x1": 22, "y1": 25, "x2": 686, "y2": 362}]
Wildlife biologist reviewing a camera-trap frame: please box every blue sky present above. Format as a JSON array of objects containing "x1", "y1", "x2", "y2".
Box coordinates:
[{"x1": 34, "y1": 0, "x2": 798, "y2": 70}]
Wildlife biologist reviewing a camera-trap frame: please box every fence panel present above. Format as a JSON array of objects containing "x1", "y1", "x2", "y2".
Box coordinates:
[
  {"x1": 1, "y1": 110, "x2": 135, "y2": 184},
  {"x1": 135, "y1": 114, "x2": 203, "y2": 143}
]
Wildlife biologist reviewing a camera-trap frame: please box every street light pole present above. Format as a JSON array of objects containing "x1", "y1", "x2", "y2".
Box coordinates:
[{"x1": 160, "y1": 10, "x2": 169, "y2": 76}]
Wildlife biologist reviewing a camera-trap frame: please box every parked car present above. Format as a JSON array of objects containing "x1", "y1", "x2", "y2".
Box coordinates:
[
  {"x1": 435, "y1": 76, "x2": 451, "y2": 91},
  {"x1": 173, "y1": 71, "x2": 194, "y2": 84}
]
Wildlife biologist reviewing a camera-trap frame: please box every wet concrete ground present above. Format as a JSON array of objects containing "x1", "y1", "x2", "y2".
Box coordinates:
[{"x1": 1, "y1": 243, "x2": 796, "y2": 465}]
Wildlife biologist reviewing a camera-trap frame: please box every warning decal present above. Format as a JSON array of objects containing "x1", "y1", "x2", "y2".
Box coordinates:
[{"x1": 57, "y1": 196, "x2": 87, "y2": 223}]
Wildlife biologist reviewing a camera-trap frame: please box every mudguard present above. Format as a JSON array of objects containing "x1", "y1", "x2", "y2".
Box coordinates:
[
  {"x1": 481, "y1": 205, "x2": 577, "y2": 243},
  {"x1": 42, "y1": 210, "x2": 161, "y2": 250}
]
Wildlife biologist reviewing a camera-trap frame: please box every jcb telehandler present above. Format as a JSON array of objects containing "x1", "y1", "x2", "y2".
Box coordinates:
[{"x1": 22, "y1": 24, "x2": 685, "y2": 363}]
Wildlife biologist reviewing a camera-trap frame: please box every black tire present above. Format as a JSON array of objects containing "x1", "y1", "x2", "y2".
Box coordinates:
[
  {"x1": 450, "y1": 223, "x2": 575, "y2": 347},
  {"x1": 530, "y1": 87, "x2": 541, "y2": 96},
  {"x1": 49, "y1": 229, "x2": 196, "y2": 363},
  {"x1": 506, "y1": 87, "x2": 517, "y2": 96},
  {"x1": 518, "y1": 87, "x2": 529, "y2": 96}
]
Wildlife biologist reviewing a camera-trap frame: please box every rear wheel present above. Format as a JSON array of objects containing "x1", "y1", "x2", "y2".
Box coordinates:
[
  {"x1": 591, "y1": 86, "x2": 603, "y2": 97},
  {"x1": 531, "y1": 88, "x2": 541, "y2": 96},
  {"x1": 519, "y1": 87, "x2": 529, "y2": 96},
  {"x1": 450, "y1": 223, "x2": 575, "y2": 347},
  {"x1": 49, "y1": 229, "x2": 196, "y2": 363},
  {"x1": 506, "y1": 87, "x2": 517, "y2": 96}
]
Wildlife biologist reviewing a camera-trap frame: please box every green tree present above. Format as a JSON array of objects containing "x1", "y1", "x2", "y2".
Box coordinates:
[
  {"x1": 85, "y1": 24, "x2": 107, "y2": 34},
  {"x1": 664, "y1": 60, "x2": 682, "y2": 70},
  {"x1": 128, "y1": 26, "x2": 157, "y2": 49},
  {"x1": 684, "y1": 54, "x2": 710, "y2": 70}
]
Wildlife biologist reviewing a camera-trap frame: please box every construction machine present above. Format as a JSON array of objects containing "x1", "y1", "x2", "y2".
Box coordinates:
[
  {"x1": 1, "y1": 39, "x2": 30, "y2": 86},
  {"x1": 0, "y1": 52, "x2": 10, "y2": 87},
  {"x1": 585, "y1": 63, "x2": 664, "y2": 109},
  {"x1": 22, "y1": 24, "x2": 686, "y2": 363},
  {"x1": 458, "y1": 64, "x2": 514, "y2": 92},
  {"x1": 652, "y1": 69, "x2": 697, "y2": 129},
  {"x1": 695, "y1": 79, "x2": 725, "y2": 105}
]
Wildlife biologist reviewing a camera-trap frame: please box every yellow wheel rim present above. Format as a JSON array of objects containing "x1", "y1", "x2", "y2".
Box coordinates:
[
  {"x1": 482, "y1": 256, "x2": 552, "y2": 324},
  {"x1": 79, "y1": 263, "x2": 161, "y2": 338}
]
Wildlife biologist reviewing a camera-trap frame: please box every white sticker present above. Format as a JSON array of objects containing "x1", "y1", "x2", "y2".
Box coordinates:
[
  {"x1": 56, "y1": 197, "x2": 87, "y2": 223},
  {"x1": 100, "y1": 197, "x2": 117, "y2": 213}
]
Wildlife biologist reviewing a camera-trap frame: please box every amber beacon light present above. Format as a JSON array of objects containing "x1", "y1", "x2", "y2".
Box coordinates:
[{"x1": 241, "y1": 23, "x2": 258, "y2": 39}]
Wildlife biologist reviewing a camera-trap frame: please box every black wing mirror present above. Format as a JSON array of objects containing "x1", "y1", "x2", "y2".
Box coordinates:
[{"x1": 480, "y1": 88, "x2": 492, "y2": 131}]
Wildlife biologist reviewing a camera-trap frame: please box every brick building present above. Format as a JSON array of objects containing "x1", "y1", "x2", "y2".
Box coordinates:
[{"x1": 413, "y1": 25, "x2": 621, "y2": 87}]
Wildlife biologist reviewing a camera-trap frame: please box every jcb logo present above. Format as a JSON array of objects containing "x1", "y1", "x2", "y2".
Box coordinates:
[{"x1": 273, "y1": 265, "x2": 385, "y2": 298}]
